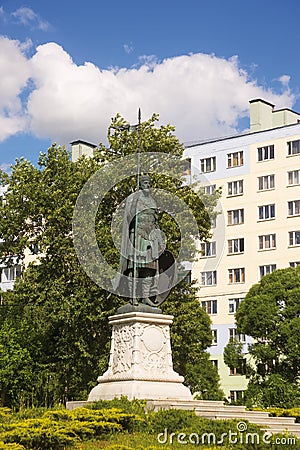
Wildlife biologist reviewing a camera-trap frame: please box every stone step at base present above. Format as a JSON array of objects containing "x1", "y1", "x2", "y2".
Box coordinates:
[
  {"x1": 247, "y1": 417, "x2": 296, "y2": 425},
  {"x1": 194, "y1": 408, "x2": 269, "y2": 417},
  {"x1": 261, "y1": 427, "x2": 300, "y2": 439},
  {"x1": 194, "y1": 411, "x2": 283, "y2": 421},
  {"x1": 146, "y1": 399, "x2": 225, "y2": 410}
]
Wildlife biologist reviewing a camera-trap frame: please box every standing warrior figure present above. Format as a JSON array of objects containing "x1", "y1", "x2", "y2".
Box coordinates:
[{"x1": 113, "y1": 175, "x2": 167, "y2": 306}]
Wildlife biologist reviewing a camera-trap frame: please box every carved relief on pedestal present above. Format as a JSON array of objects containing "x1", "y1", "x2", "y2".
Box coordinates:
[
  {"x1": 111, "y1": 324, "x2": 134, "y2": 374},
  {"x1": 140, "y1": 325, "x2": 169, "y2": 373}
]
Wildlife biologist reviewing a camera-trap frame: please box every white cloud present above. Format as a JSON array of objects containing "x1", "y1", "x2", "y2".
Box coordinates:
[
  {"x1": 123, "y1": 43, "x2": 133, "y2": 54},
  {"x1": 12, "y1": 7, "x2": 50, "y2": 31},
  {"x1": 0, "y1": 163, "x2": 11, "y2": 173},
  {"x1": 0, "y1": 37, "x2": 31, "y2": 140},
  {"x1": 278, "y1": 75, "x2": 291, "y2": 87},
  {"x1": 0, "y1": 38, "x2": 296, "y2": 146},
  {"x1": 137, "y1": 54, "x2": 158, "y2": 70}
]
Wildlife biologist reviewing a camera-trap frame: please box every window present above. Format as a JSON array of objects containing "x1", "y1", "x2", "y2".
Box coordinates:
[
  {"x1": 230, "y1": 390, "x2": 244, "y2": 403},
  {"x1": 211, "y1": 216, "x2": 217, "y2": 229},
  {"x1": 200, "y1": 157, "x2": 216, "y2": 173},
  {"x1": 290, "y1": 261, "x2": 300, "y2": 267},
  {"x1": 200, "y1": 271, "x2": 217, "y2": 286},
  {"x1": 228, "y1": 238, "x2": 244, "y2": 254},
  {"x1": 258, "y1": 234, "x2": 276, "y2": 250},
  {"x1": 258, "y1": 174, "x2": 275, "y2": 191},
  {"x1": 211, "y1": 329, "x2": 218, "y2": 345},
  {"x1": 258, "y1": 204, "x2": 275, "y2": 220},
  {"x1": 228, "y1": 268, "x2": 245, "y2": 284},
  {"x1": 230, "y1": 360, "x2": 246, "y2": 376},
  {"x1": 229, "y1": 298, "x2": 243, "y2": 314},
  {"x1": 259, "y1": 264, "x2": 276, "y2": 279},
  {"x1": 288, "y1": 200, "x2": 300, "y2": 216},
  {"x1": 228, "y1": 180, "x2": 243, "y2": 196},
  {"x1": 227, "y1": 151, "x2": 244, "y2": 168},
  {"x1": 29, "y1": 242, "x2": 39, "y2": 255},
  {"x1": 201, "y1": 299, "x2": 217, "y2": 314},
  {"x1": 288, "y1": 140, "x2": 300, "y2": 156},
  {"x1": 184, "y1": 271, "x2": 192, "y2": 283},
  {"x1": 288, "y1": 170, "x2": 300, "y2": 186},
  {"x1": 229, "y1": 328, "x2": 246, "y2": 343},
  {"x1": 228, "y1": 209, "x2": 244, "y2": 225},
  {"x1": 32, "y1": 216, "x2": 43, "y2": 227},
  {"x1": 211, "y1": 360, "x2": 218, "y2": 369},
  {"x1": 257, "y1": 144, "x2": 274, "y2": 161},
  {"x1": 204, "y1": 184, "x2": 216, "y2": 195},
  {"x1": 1, "y1": 265, "x2": 21, "y2": 283},
  {"x1": 289, "y1": 231, "x2": 300, "y2": 246},
  {"x1": 201, "y1": 241, "x2": 216, "y2": 257},
  {"x1": 182, "y1": 158, "x2": 191, "y2": 176}
]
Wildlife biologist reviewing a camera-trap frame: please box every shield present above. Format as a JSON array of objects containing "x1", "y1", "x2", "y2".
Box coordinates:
[{"x1": 153, "y1": 250, "x2": 177, "y2": 306}]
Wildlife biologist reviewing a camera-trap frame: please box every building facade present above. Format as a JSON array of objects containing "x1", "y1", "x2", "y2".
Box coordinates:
[{"x1": 184, "y1": 99, "x2": 300, "y2": 400}]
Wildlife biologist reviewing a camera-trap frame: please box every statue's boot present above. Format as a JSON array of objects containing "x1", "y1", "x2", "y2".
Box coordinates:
[
  {"x1": 128, "y1": 275, "x2": 139, "y2": 306},
  {"x1": 141, "y1": 277, "x2": 157, "y2": 307}
]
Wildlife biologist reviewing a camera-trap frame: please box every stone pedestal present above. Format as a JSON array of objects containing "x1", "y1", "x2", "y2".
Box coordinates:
[{"x1": 88, "y1": 311, "x2": 192, "y2": 401}]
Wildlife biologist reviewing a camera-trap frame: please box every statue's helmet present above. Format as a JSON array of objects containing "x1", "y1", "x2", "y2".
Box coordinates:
[{"x1": 139, "y1": 175, "x2": 151, "y2": 189}]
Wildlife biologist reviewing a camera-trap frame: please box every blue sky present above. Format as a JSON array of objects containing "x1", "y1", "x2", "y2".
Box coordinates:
[{"x1": 0, "y1": 0, "x2": 300, "y2": 170}]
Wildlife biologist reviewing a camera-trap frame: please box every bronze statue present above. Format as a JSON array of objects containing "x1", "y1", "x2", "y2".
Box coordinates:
[{"x1": 113, "y1": 175, "x2": 175, "y2": 308}]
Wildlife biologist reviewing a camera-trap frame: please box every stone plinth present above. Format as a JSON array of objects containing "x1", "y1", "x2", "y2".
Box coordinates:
[{"x1": 88, "y1": 311, "x2": 192, "y2": 401}]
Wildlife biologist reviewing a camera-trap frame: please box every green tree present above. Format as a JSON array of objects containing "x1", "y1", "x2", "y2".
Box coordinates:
[
  {"x1": 0, "y1": 315, "x2": 34, "y2": 407},
  {"x1": 235, "y1": 266, "x2": 300, "y2": 407},
  {"x1": 0, "y1": 114, "x2": 222, "y2": 406},
  {"x1": 223, "y1": 339, "x2": 245, "y2": 374},
  {"x1": 0, "y1": 146, "x2": 119, "y2": 406}
]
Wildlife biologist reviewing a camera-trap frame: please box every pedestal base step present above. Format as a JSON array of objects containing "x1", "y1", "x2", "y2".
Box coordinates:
[{"x1": 88, "y1": 379, "x2": 192, "y2": 402}]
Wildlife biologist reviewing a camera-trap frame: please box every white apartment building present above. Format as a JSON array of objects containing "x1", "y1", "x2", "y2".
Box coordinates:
[
  {"x1": 0, "y1": 207, "x2": 34, "y2": 295},
  {"x1": 184, "y1": 99, "x2": 300, "y2": 401},
  {"x1": 0, "y1": 186, "x2": 20, "y2": 294}
]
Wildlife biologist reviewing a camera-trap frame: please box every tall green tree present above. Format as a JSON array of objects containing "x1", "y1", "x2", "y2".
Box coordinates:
[
  {"x1": 234, "y1": 266, "x2": 300, "y2": 407},
  {"x1": 0, "y1": 114, "x2": 222, "y2": 406}
]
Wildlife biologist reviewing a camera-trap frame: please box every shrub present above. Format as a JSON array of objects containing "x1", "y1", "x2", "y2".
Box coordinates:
[
  {"x1": 0, "y1": 443, "x2": 25, "y2": 450},
  {"x1": 0, "y1": 418, "x2": 79, "y2": 449},
  {"x1": 13, "y1": 407, "x2": 48, "y2": 420},
  {"x1": 147, "y1": 408, "x2": 199, "y2": 433},
  {"x1": 88, "y1": 397, "x2": 146, "y2": 417},
  {"x1": 0, "y1": 406, "x2": 145, "y2": 449},
  {"x1": 0, "y1": 409, "x2": 12, "y2": 423},
  {"x1": 74, "y1": 406, "x2": 146, "y2": 432}
]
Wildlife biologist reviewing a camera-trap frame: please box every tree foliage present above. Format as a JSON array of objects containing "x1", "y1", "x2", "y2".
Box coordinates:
[
  {"x1": 223, "y1": 339, "x2": 244, "y2": 372},
  {"x1": 235, "y1": 266, "x2": 300, "y2": 407},
  {"x1": 0, "y1": 114, "x2": 222, "y2": 407}
]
